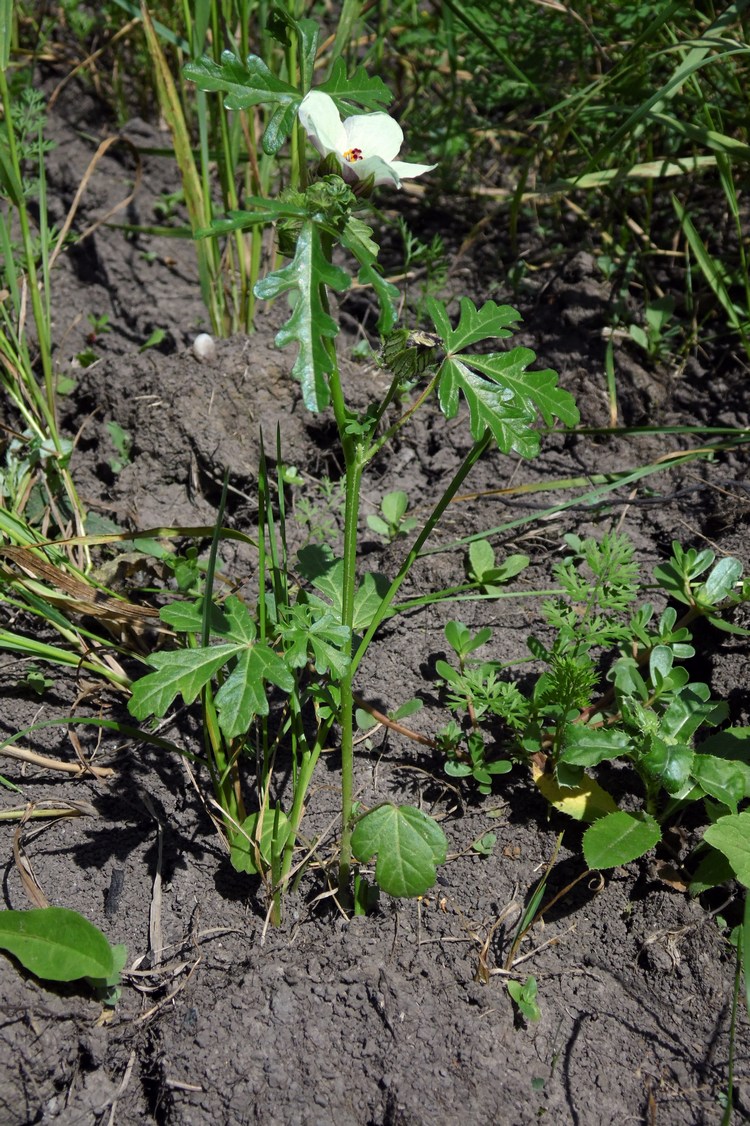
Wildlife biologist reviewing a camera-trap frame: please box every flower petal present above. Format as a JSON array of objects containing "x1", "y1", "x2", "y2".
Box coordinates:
[
  {"x1": 298, "y1": 91, "x2": 347, "y2": 157},
  {"x1": 343, "y1": 112, "x2": 404, "y2": 163},
  {"x1": 354, "y1": 155, "x2": 402, "y2": 188},
  {"x1": 390, "y1": 159, "x2": 437, "y2": 181}
]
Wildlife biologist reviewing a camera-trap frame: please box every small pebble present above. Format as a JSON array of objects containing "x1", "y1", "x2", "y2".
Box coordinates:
[{"x1": 192, "y1": 333, "x2": 217, "y2": 362}]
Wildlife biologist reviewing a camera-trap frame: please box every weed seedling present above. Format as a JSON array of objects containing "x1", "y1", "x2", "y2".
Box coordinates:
[{"x1": 366, "y1": 490, "x2": 418, "y2": 543}]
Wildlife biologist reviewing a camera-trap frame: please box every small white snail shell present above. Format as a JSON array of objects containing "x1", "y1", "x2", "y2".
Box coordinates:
[{"x1": 192, "y1": 333, "x2": 217, "y2": 362}]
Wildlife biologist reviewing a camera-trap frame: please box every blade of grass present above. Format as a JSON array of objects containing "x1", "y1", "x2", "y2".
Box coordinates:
[{"x1": 138, "y1": 1, "x2": 223, "y2": 332}]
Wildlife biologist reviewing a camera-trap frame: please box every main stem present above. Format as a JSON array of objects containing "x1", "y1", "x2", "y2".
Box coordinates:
[{"x1": 327, "y1": 358, "x2": 364, "y2": 903}]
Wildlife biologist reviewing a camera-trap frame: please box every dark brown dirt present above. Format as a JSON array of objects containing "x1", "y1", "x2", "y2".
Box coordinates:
[{"x1": 1, "y1": 73, "x2": 750, "y2": 1126}]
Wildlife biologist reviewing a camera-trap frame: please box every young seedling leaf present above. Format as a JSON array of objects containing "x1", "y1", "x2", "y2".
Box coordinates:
[
  {"x1": 351, "y1": 804, "x2": 448, "y2": 898},
  {"x1": 0, "y1": 907, "x2": 116, "y2": 983},
  {"x1": 507, "y1": 976, "x2": 541, "y2": 1022},
  {"x1": 230, "y1": 809, "x2": 291, "y2": 875},
  {"x1": 703, "y1": 810, "x2": 750, "y2": 887},
  {"x1": 583, "y1": 811, "x2": 661, "y2": 870},
  {"x1": 698, "y1": 556, "x2": 742, "y2": 606}
]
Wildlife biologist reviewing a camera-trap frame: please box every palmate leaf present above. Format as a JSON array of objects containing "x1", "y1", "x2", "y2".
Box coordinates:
[
  {"x1": 318, "y1": 58, "x2": 392, "y2": 111},
  {"x1": 215, "y1": 645, "x2": 295, "y2": 737},
  {"x1": 128, "y1": 644, "x2": 240, "y2": 719},
  {"x1": 254, "y1": 219, "x2": 350, "y2": 411},
  {"x1": 427, "y1": 298, "x2": 579, "y2": 456},
  {"x1": 184, "y1": 51, "x2": 297, "y2": 110},
  {"x1": 128, "y1": 596, "x2": 295, "y2": 737},
  {"x1": 438, "y1": 357, "x2": 539, "y2": 457},
  {"x1": 183, "y1": 52, "x2": 300, "y2": 155},
  {"x1": 278, "y1": 604, "x2": 350, "y2": 677},
  {"x1": 307, "y1": 560, "x2": 391, "y2": 632},
  {"x1": 427, "y1": 296, "x2": 520, "y2": 350}
]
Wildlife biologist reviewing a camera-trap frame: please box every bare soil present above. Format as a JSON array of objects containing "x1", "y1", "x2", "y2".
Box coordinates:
[{"x1": 2, "y1": 75, "x2": 750, "y2": 1126}]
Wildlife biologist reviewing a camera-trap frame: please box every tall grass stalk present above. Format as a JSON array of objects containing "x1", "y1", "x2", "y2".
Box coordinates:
[{"x1": 0, "y1": 58, "x2": 86, "y2": 548}]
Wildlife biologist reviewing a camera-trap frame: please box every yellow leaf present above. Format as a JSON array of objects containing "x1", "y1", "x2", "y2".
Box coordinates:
[{"x1": 531, "y1": 761, "x2": 618, "y2": 823}]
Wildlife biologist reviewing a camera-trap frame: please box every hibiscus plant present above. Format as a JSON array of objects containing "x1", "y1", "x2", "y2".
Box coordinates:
[{"x1": 129, "y1": 15, "x2": 578, "y2": 919}]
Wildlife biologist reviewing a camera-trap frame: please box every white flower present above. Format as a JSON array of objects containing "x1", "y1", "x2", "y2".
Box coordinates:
[{"x1": 297, "y1": 91, "x2": 436, "y2": 189}]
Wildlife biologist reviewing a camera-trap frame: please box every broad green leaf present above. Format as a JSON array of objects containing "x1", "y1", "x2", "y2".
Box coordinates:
[
  {"x1": 703, "y1": 810, "x2": 750, "y2": 887},
  {"x1": 230, "y1": 809, "x2": 290, "y2": 875},
  {"x1": 254, "y1": 220, "x2": 350, "y2": 411},
  {"x1": 691, "y1": 755, "x2": 746, "y2": 813},
  {"x1": 559, "y1": 726, "x2": 632, "y2": 768},
  {"x1": 688, "y1": 847, "x2": 735, "y2": 896},
  {"x1": 610, "y1": 656, "x2": 648, "y2": 700},
  {"x1": 697, "y1": 728, "x2": 750, "y2": 798},
  {"x1": 640, "y1": 738, "x2": 693, "y2": 795},
  {"x1": 445, "y1": 761, "x2": 472, "y2": 778},
  {"x1": 0, "y1": 907, "x2": 116, "y2": 983},
  {"x1": 583, "y1": 811, "x2": 661, "y2": 870},
  {"x1": 279, "y1": 605, "x2": 350, "y2": 676},
  {"x1": 159, "y1": 600, "x2": 205, "y2": 632},
  {"x1": 128, "y1": 643, "x2": 240, "y2": 719},
  {"x1": 468, "y1": 539, "x2": 496, "y2": 580},
  {"x1": 351, "y1": 804, "x2": 448, "y2": 898},
  {"x1": 660, "y1": 684, "x2": 727, "y2": 742},
  {"x1": 223, "y1": 596, "x2": 257, "y2": 643},
  {"x1": 649, "y1": 644, "x2": 674, "y2": 685},
  {"x1": 445, "y1": 620, "x2": 492, "y2": 656},
  {"x1": 507, "y1": 976, "x2": 541, "y2": 1022},
  {"x1": 309, "y1": 563, "x2": 390, "y2": 631}
]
